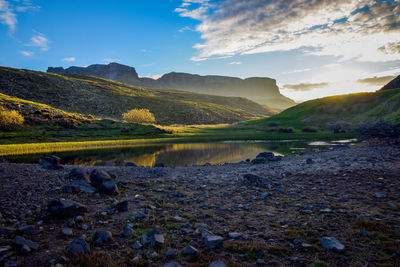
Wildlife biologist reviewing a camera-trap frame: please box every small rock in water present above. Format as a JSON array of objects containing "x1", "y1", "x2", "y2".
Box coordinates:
[{"x1": 321, "y1": 237, "x2": 345, "y2": 252}]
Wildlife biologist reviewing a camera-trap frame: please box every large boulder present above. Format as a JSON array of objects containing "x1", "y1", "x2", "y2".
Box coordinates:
[
  {"x1": 48, "y1": 199, "x2": 88, "y2": 218},
  {"x1": 68, "y1": 168, "x2": 90, "y2": 183},
  {"x1": 39, "y1": 155, "x2": 61, "y2": 170},
  {"x1": 66, "y1": 237, "x2": 90, "y2": 255},
  {"x1": 321, "y1": 237, "x2": 345, "y2": 252},
  {"x1": 90, "y1": 169, "x2": 112, "y2": 187},
  {"x1": 251, "y1": 152, "x2": 281, "y2": 164}
]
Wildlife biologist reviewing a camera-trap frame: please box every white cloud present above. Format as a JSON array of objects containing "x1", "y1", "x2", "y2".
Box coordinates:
[
  {"x1": 0, "y1": 0, "x2": 39, "y2": 32},
  {"x1": 104, "y1": 58, "x2": 120, "y2": 63},
  {"x1": 62, "y1": 57, "x2": 75, "y2": 62},
  {"x1": 20, "y1": 50, "x2": 33, "y2": 56},
  {"x1": 0, "y1": 0, "x2": 17, "y2": 31},
  {"x1": 282, "y1": 68, "x2": 312, "y2": 74},
  {"x1": 229, "y1": 61, "x2": 241, "y2": 65},
  {"x1": 176, "y1": 0, "x2": 400, "y2": 62},
  {"x1": 28, "y1": 32, "x2": 49, "y2": 50}
]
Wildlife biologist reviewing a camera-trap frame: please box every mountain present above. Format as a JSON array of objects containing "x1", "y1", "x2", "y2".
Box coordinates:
[
  {"x1": 0, "y1": 66, "x2": 274, "y2": 125},
  {"x1": 47, "y1": 63, "x2": 295, "y2": 110},
  {"x1": 245, "y1": 85, "x2": 400, "y2": 130},
  {"x1": 380, "y1": 75, "x2": 400, "y2": 91}
]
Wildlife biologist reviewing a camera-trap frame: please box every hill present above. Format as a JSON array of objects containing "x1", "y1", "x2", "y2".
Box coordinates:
[
  {"x1": 0, "y1": 66, "x2": 274, "y2": 125},
  {"x1": 381, "y1": 74, "x2": 400, "y2": 91},
  {"x1": 244, "y1": 87, "x2": 400, "y2": 131},
  {"x1": 47, "y1": 63, "x2": 296, "y2": 110}
]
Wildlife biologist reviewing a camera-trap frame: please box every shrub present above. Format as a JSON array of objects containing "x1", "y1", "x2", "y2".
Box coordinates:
[
  {"x1": 0, "y1": 110, "x2": 24, "y2": 131},
  {"x1": 278, "y1": 127, "x2": 294, "y2": 133},
  {"x1": 302, "y1": 126, "x2": 318, "y2": 132},
  {"x1": 122, "y1": 109, "x2": 155, "y2": 124}
]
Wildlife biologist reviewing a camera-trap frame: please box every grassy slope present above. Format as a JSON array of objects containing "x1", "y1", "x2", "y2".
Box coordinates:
[
  {"x1": 243, "y1": 88, "x2": 400, "y2": 129},
  {"x1": 0, "y1": 66, "x2": 274, "y2": 125},
  {"x1": 0, "y1": 93, "x2": 166, "y2": 144}
]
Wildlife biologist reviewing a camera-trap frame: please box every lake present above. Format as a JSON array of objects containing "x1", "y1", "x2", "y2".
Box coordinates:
[{"x1": 4, "y1": 139, "x2": 358, "y2": 167}]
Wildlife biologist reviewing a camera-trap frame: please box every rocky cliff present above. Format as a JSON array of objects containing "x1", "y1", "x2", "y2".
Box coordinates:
[
  {"x1": 380, "y1": 75, "x2": 400, "y2": 90},
  {"x1": 48, "y1": 63, "x2": 295, "y2": 110}
]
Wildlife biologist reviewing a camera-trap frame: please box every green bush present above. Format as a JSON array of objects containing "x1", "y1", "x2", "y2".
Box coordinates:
[
  {"x1": 122, "y1": 108, "x2": 155, "y2": 124},
  {"x1": 0, "y1": 110, "x2": 24, "y2": 131}
]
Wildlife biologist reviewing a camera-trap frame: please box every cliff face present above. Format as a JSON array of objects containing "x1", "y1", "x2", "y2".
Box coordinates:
[
  {"x1": 381, "y1": 75, "x2": 400, "y2": 91},
  {"x1": 48, "y1": 63, "x2": 295, "y2": 110}
]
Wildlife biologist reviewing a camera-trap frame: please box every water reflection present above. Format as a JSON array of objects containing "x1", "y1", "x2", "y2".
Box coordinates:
[{"x1": 5, "y1": 140, "x2": 358, "y2": 167}]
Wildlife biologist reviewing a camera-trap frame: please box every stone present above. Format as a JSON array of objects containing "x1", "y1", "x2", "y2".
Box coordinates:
[
  {"x1": 374, "y1": 193, "x2": 387, "y2": 199},
  {"x1": 4, "y1": 261, "x2": 19, "y2": 267},
  {"x1": 0, "y1": 226, "x2": 15, "y2": 236},
  {"x1": 61, "y1": 228, "x2": 73, "y2": 236},
  {"x1": 90, "y1": 169, "x2": 112, "y2": 188},
  {"x1": 116, "y1": 200, "x2": 129, "y2": 212},
  {"x1": 131, "y1": 241, "x2": 142, "y2": 249},
  {"x1": 93, "y1": 230, "x2": 113, "y2": 246},
  {"x1": 256, "y1": 259, "x2": 265, "y2": 265},
  {"x1": 14, "y1": 236, "x2": 39, "y2": 250},
  {"x1": 147, "y1": 230, "x2": 164, "y2": 247},
  {"x1": 204, "y1": 235, "x2": 224, "y2": 249},
  {"x1": 182, "y1": 245, "x2": 198, "y2": 255},
  {"x1": 39, "y1": 155, "x2": 61, "y2": 170},
  {"x1": 99, "y1": 180, "x2": 119, "y2": 195},
  {"x1": 228, "y1": 232, "x2": 241, "y2": 239},
  {"x1": 163, "y1": 262, "x2": 182, "y2": 267},
  {"x1": 125, "y1": 162, "x2": 137, "y2": 167},
  {"x1": 122, "y1": 226, "x2": 133, "y2": 238},
  {"x1": 321, "y1": 237, "x2": 345, "y2": 252},
  {"x1": 164, "y1": 248, "x2": 176, "y2": 257},
  {"x1": 48, "y1": 199, "x2": 88, "y2": 218},
  {"x1": 243, "y1": 174, "x2": 273, "y2": 188},
  {"x1": 75, "y1": 215, "x2": 84, "y2": 224},
  {"x1": 154, "y1": 163, "x2": 164, "y2": 167},
  {"x1": 209, "y1": 261, "x2": 227, "y2": 267},
  {"x1": 68, "y1": 168, "x2": 90, "y2": 183},
  {"x1": 306, "y1": 158, "x2": 313, "y2": 164},
  {"x1": 18, "y1": 225, "x2": 37, "y2": 235},
  {"x1": 66, "y1": 237, "x2": 90, "y2": 255}
]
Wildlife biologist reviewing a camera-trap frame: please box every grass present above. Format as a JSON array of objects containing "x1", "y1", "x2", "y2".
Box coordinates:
[{"x1": 0, "y1": 66, "x2": 274, "y2": 125}]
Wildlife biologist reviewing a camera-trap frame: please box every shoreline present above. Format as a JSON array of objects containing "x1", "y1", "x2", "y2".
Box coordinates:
[{"x1": 0, "y1": 142, "x2": 399, "y2": 266}]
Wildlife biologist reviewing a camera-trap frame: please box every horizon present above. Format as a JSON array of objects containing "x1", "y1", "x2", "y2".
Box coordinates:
[{"x1": 0, "y1": 0, "x2": 399, "y2": 101}]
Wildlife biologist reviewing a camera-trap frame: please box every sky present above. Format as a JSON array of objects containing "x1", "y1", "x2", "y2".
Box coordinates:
[{"x1": 0, "y1": 0, "x2": 399, "y2": 102}]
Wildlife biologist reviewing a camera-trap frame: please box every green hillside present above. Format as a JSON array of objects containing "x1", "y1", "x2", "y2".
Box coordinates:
[
  {"x1": 244, "y1": 88, "x2": 400, "y2": 130},
  {"x1": 0, "y1": 66, "x2": 275, "y2": 125}
]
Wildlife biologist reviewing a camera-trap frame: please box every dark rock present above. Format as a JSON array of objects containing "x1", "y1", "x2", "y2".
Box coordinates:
[
  {"x1": 374, "y1": 193, "x2": 387, "y2": 199},
  {"x1": 66, "y1": 237, "x2": 90, "y2": 255},
  {"x1": 306, "y1": 158, "x2": 313, "y2": 164},
  {"x1": 116, "y1": 200, "x2": 129, "y2": 212},
  {"x1": 0, "y1": 226, "x2": 15, "y2": 236},
  {"x1": 163, "y1": 262, "x2": 182, "y2": 267},
  {"x1": 4, "y1": 260, "x2": 19, "y2": 267},
  {"x1": 18, "y1": 225, "x2": 37, "y2": 235},
  {"x1": 131, "y1": 241, "x2": 142, "y2": 249},
  {"x1": 243, "y1": 174, "x2": 273, "y2": 188},
  {"x1": 93, "y1": 230, "x2": 113, "y2": 247},
  {"x1": 164, "y1": 248, "x2": 176, "y2": 257},
  {"x1": 125, "y1": 162, "x2": 137, "y2": 167},
  {"x1": 90, "y1": 169, "x2": 112, "y2": 187},
  {"x1": 48, "y1": 199, "x2": 88, "y2": 218},
  {"x1": 204, "y1": 234, "x2": 224, "y2": 249},
  {"x1": 147, "y1": 230, "x2": 164, "y2": 247},
  {"x1": 99, "y1": 180, "x2": 119, "y2": 195},
  {"x1": 68, "y1": 168, "x2": 90, "y2": 183},
  {"x1": 302, "y1": 126, "x2": 318, "y2": 132},
  {"x1": 39, "y1": 155, "x2": 61, "y2": 170},
  {"x1": 154, "y1": 162, "x2": 164, "y2": 167},
  {"x1": 321, "y1": 237, "x2": 345, "y2": 252},
  {"x1": 63, "y1": 180, "x2": 97, "y2": 194},
  {"x1": 209, "y1": 261, "x2": 227, "y2": 267},
  {"x1": 61, "y1": 228, "x2": 73, "y2": 236},
  {"x1": 182, "y1": 245, "x2": 198, "y2": 255},
  {"x1": 251, "y1": 152, "x2": 281, "y2": 164},
  {"x1": 14, "y1": 236, "x2": 39, "y2": 250}
]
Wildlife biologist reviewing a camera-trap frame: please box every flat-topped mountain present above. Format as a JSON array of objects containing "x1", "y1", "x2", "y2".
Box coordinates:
[{"x1": 47, "y1": 63, "x2": 295, "y2": 110}]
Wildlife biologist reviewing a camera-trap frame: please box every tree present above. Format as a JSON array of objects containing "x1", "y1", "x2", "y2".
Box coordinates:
[{"x1": 122, "y1": 108, "x2": 155, "y2": 124}]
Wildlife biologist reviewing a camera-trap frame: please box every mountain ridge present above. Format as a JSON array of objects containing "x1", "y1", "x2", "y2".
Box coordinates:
[
  {"x1": 47, "y1": 63, "x2": 295, "y2": 110},
  {"x1": 0, "y1": 66, "x2": 274, "y2": 125}
]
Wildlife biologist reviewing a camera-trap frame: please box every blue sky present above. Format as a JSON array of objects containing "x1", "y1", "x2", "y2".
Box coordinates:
[{"x1": 0, "y1": 0, "x2": 399, "y2": 101}]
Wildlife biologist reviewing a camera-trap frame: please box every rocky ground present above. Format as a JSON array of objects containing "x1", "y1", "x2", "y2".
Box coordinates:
[{"x1": 0, "y1": 140, "x2": 399, "y2": 267}]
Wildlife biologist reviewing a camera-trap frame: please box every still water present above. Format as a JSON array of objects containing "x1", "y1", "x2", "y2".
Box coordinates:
[{"x1": 5, "y1": 139, "x2": 358, "y2": 167}]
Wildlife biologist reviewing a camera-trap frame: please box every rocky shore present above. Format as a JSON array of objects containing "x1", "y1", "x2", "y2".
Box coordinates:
[{"x1": 0, "y1": 141, "x2": 399, "y2": 266}]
